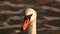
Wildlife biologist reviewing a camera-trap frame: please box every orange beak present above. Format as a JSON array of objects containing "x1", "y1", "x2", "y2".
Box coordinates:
[{"x1": 21, "y1": 17, "x2": 30, "y2": 31}]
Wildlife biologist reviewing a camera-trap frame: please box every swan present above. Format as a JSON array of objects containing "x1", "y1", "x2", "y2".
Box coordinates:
[{"x1": 21, "y1": 8, "x2": 37, "y2": 34}]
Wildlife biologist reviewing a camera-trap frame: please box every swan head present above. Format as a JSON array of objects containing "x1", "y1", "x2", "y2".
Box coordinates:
[
  {"x1": 25, "y1": 8, "x2": 37, "y2": 21},
  {"x1": 21, "y1": 8, "x2": 37, "y2": 31}
]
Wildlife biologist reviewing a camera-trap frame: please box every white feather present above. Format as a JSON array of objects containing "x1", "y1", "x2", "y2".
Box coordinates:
[{"x1": 25, "y1": 8, "x2": 37, "y2": 34}]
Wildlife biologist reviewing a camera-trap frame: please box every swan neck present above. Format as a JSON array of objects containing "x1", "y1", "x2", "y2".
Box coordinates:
[{"x1": 28, "y1": 19, "x2": 36, "y2": 34}]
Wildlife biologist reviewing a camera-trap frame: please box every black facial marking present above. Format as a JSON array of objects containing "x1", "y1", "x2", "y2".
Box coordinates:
[
  {"x1": 24, "y1": 14, "x2": 32, "y2": 20},
  {"x1": 21, "y1": 14, "x2": 33, "y2": 31},
  {"x1": 21, "y1": 14, "x2": 32, "y2": 31}
]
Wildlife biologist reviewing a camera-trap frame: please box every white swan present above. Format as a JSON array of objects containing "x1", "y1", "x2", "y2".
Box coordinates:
[{"x1": 21, "y1": 8, "x2": 37, "y2": 34}]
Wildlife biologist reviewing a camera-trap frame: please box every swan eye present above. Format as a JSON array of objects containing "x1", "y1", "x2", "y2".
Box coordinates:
[
  {"x1": 28, "y1": 14, "x2": 32, "y2": 17},
  {"x1": 24, "y1": 14, "x2": 32, "y2": 20}
]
